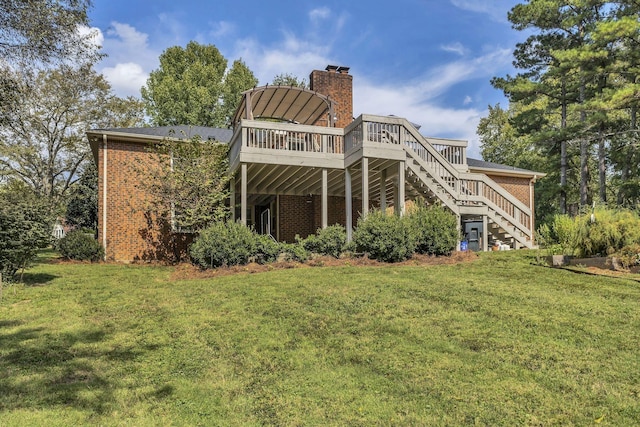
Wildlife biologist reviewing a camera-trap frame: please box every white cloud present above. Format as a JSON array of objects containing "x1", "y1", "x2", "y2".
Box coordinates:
[
  {"x1": 309, "y1": 7, "x2": 331, "y2": 22},
  {"x1": 97, "y1": 22, "x2": 159, "y2": 97},
  {"x1": 350, "y1": 49, "x2": 511, "y2": 158},
  {"x1": 78, "y1": 25, "x2": 104, "y2": 50},
  {"x1": 210, "y1": 21, "x2": 235, "y2": 38},
  {"x1": 233, "y1": 35, "x2": 332, "y2": 85},
  {"x1": 440, "y1": 42, "x2": 466, "y2": 56},
  {"x1": 463, "y1": 95, "x2": 473, "y2": 105},
  {"x1": 102, "y1": 63, "x2": 148, "y2": 97},
  {"x1": 450, "y1": 0, "x2": 513, "y2": 22}
]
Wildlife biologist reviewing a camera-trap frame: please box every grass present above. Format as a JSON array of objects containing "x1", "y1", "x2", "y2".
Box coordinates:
[{"x1": 0, "y1": 251, "x2": 639, "y2": 426}]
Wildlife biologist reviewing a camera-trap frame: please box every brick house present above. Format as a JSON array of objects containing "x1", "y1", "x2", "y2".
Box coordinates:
[{"x1": 87, "y1": 65, "x2": 544, "y2": 262}]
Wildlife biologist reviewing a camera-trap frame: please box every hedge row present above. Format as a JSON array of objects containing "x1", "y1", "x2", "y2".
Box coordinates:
[{"x1": 190, "y1": 203, "x2": 459, "y2": 268}]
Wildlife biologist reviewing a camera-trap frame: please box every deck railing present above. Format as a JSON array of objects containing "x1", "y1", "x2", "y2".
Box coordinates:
[
  {"x1": 348, "y1": 115, "x2": 533, "y2": 239},
  {"x1": 231, "y1": 119, "x2": 344, "y2": 156}
]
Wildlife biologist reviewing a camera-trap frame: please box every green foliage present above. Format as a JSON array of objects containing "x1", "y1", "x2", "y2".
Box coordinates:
[
  {"x1": 0, "y1": 65, "x2": 145, "y2": 212},
  {"x1": 57, "y1": 230, "x2": 104, "y2": 261},
  {"x1": 490, "y1": 1, "x2": 640, "y2": 213},
  {"x1": 282, "y1": 240, "x2": 310, "y2": 263},
  {"x1": 190, "y1": 221, "x2": 257, "y2": 268},
  {"x1": 0, "y1": 182, "x2": 53, "y2": 281},
  {"x1": 0, "y1": 0, "x2": 97, "y2": 66},
  {"x1": 353, "y1": 211, "x2": 416, "y2": 262},
  {"x1": 538, "y1": 207, "x2": 640, "y2": 257},
  {"x1": 537, "y1": 214, "x2": 578, "y2": 255},
  {"x1": 574, "y1": 208, "x2": 640, "y2": 257},
  {"x1": 617, "y1": 244, "x2": 640, "y2": 269},
  {"x1": 302, "y1": 225, "x2": 347, "y2": 258},
  {"x1": 255, "y1": 234, "x2": 281, "y2": 264},
  {"x1": 408, "y1": 202, "x2": 458, "y2": 256},
  {"x1": 135, "y1": 135, "x2": 230, "y2": 232},
  {"x1": 141, "y1": 41, "x2": 258, "y2": 127},
  {"x1": 271, "y1": 73, "x2": 308, "y2": 88},
  {"x1": 65, "y1": 162, "x2": 98, "y2": 231}
]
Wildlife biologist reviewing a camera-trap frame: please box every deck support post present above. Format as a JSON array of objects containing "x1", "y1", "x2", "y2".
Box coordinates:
[
  {"x1": 398, "y1": 161, "x2": 405, "y2": 216},
  {"x1": 322, "y1": 168, "x2": 328, "y2": 228},
  {"x1": 380, "y1": 168, "x2": 387, "y2": 212},
  {"x1": 345, "y1": 167, "x2": 353, "y2": 242},
  {"x1": 482, "y1": 215, "x2": 488, "y2": 252},
  {"x1": 362, "y1": 157, "x2": 369, "y2": 216},
  {"x1": 230, "y1": 176, "x2": 236, "y2": 221},
  {"x1": 241, "y1": 163, "x2": 247, "y2": 225}
]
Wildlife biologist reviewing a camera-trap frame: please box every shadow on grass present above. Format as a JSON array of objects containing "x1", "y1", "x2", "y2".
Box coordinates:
[
  {"x1": 20, "y1": 272, "x2": 59, "y2": 286},
  {"x1": 0, "y1": 325, "x2": 172, "y2": 414}
]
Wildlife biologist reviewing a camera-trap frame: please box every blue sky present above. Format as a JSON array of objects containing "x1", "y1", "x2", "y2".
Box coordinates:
[{"x1": 88, "y1": 0, "x2": 526, "y2": 159}]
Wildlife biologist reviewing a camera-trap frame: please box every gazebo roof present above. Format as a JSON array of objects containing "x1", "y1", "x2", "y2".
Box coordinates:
[{"x1": 232, "y1": 85, "x2": 336, "y2": 127}]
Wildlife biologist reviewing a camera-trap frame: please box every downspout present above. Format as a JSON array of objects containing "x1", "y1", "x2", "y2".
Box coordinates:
[
  {"x1": 530, "y1": 175, "x2": 537, "y2": 246},
  {"x1": 102, "y1": 134, "x2": 108, "y2": 260}
]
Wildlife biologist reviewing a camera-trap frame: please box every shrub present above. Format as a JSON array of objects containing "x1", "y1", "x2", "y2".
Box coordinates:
[
  {"x1": 190, "y1": 221, "x2": 257, "y2": 268},
  {"x1": 617, "y1": 244, "x2": 640, "y2": 269},
  {"x1": 353, "y1": 211, "x2": 416, "y2": 262},
  {"x1": 281, "y1": 239, "x2": 310, "y2": 263},
  {"x1": 255, "y1": 234, "x2": 282, "y2": 264},
  {"x1": 536, "y1": 214, "x2": 578, "y2": 255},
  {"x1": 58, "y1": 230, "x2": 104, "y2": 261},
  {"x1": 408, "y1": 203, "x2": 458, "y2": 256},
  {"x1": 0, "y1": 183, "x2": 53, "y2": 281},
  {"x1": 302, "y1": 225, "x2": 347, "y2": 258},
  {"x1": 537, "y1": 208, "x2": 640, "y2": 257}
]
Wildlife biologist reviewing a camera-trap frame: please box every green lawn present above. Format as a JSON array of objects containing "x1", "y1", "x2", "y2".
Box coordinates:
[{"x1": 0, "y1": 252, "x2": 639, "y2": 426}]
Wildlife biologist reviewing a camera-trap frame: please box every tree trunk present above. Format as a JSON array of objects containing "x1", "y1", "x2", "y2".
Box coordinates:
[
  {"x1": 579, "y1": 75, "x2": 590, "y2": 206},
  {"x1": 560, "y1": 79, "x2": 568, "y2": 214},
  {"x1": 598, "y1": 128, "x2": 606, "y2": 203}
]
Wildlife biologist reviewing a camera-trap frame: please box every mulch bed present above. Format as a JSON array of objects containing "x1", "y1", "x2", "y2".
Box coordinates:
[{"x1": 170, "y1": 251, "x2": 479, "y2": 281}]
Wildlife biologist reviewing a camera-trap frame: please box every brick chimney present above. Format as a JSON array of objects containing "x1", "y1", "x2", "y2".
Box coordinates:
[{"x1": 309, "y1": 65, "x2": 353, "y2": 128}]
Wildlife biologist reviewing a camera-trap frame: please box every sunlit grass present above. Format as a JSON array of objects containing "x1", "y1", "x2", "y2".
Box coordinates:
[{"x1": 1, "y1": 251, "x2": 639, "y2": 425}]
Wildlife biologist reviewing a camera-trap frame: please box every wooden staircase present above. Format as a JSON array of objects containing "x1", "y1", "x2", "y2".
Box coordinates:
[{"x1": 376, "y1": 119, "x2": 535, "y2": 249}]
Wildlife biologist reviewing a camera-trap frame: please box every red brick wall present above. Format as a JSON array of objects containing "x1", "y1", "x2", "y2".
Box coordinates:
[
  {"x1": 486, "y1": 174, "x2": 531, "y2": 209},
  {"x1": 278, "y1": 195, "x2": 316, "y2": 242},
  {"x1": 98, "y1": 138, "x2": 192, "y2": 262},
  {"x1": 309, "y1": 67, "x2": 353, "y2": 128},
  {"x1": 279, "y1": 194, "x2": 362, "y2": 242}
]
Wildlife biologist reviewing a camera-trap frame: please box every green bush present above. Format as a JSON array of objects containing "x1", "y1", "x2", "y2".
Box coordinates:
[
  {"x1": 255, "y1": 234, "x2": 281, "y2": 264},
  {"x1": 574, "y1": 208, "x2": 640, "y2": 257},
  {"x1": 537, "y1": 208, "x2": 640, "y2": 257},
  {"x1": 190, "y1": 221, "x2": 257, "y2": 268},
  {"x1": 408, "y1": 203, "x2": 458, "y2": 256},
  {"x1": 1, "y1": 184, "x2": 53, "y2": 281},
  {"x1": 58, "y1": 230, "x2": 104, "y2": 261},
  {"x1": 536, "y1": 214, "x2": 578, "y2": 255},
  {"x1": 281, "y1": 240, "x2": 309, "y2": 263},
  {"x1": 617, "y1": 244, "x2": 640, "y2": 269},
  {"x1": 302, "y1": 225, "x2": 347, "y2": 258},
  {"x1": 353, "y1": 211, "x2": 416, "y2": 262}
]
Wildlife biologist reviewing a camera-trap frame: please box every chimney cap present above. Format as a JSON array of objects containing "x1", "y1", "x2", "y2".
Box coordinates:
[
  {"x1": 325, "y1": 65, "x2": 339, "y2": 72},
  {"x1": 337, "y1": 66, "x2": 350, "y2": 74}
]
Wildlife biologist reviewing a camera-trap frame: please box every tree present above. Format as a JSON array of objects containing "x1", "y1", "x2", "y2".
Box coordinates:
[
  {"x1": 133, "y1": 135, "x2": 231, "y2": 233},
  {"x1": 0, "y1": 64, "x2": 145, "y2": 212},
  {"x1": 271, "y1": 73, "x2": 308, "y2": 88},
  {"x1": 141, "y1": 41, "x2": 258, "y2": 128},
  {"x1": 65, "y1": 161, "x2": 98, "y2": 231},
  {"x1": 0, "y1": 0, "x2": 97, "y2": 65},
  {"x1": 0, "y1": 0, "x2": 101, "y2": 125},
  {"x1": 491, "y1": 1, "x2": 640, "y2": 214},
  {"x1": 0, "y1": 181, "x2": 53, "y2": 282}
]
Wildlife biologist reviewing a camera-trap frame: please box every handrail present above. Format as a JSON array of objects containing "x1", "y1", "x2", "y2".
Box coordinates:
[
  {"x1": 353, "y1": 115, "x2": 533, "y2": 238},
  {"x1": 230, "y1": 119, "x2": 345, "y2": 157}
]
